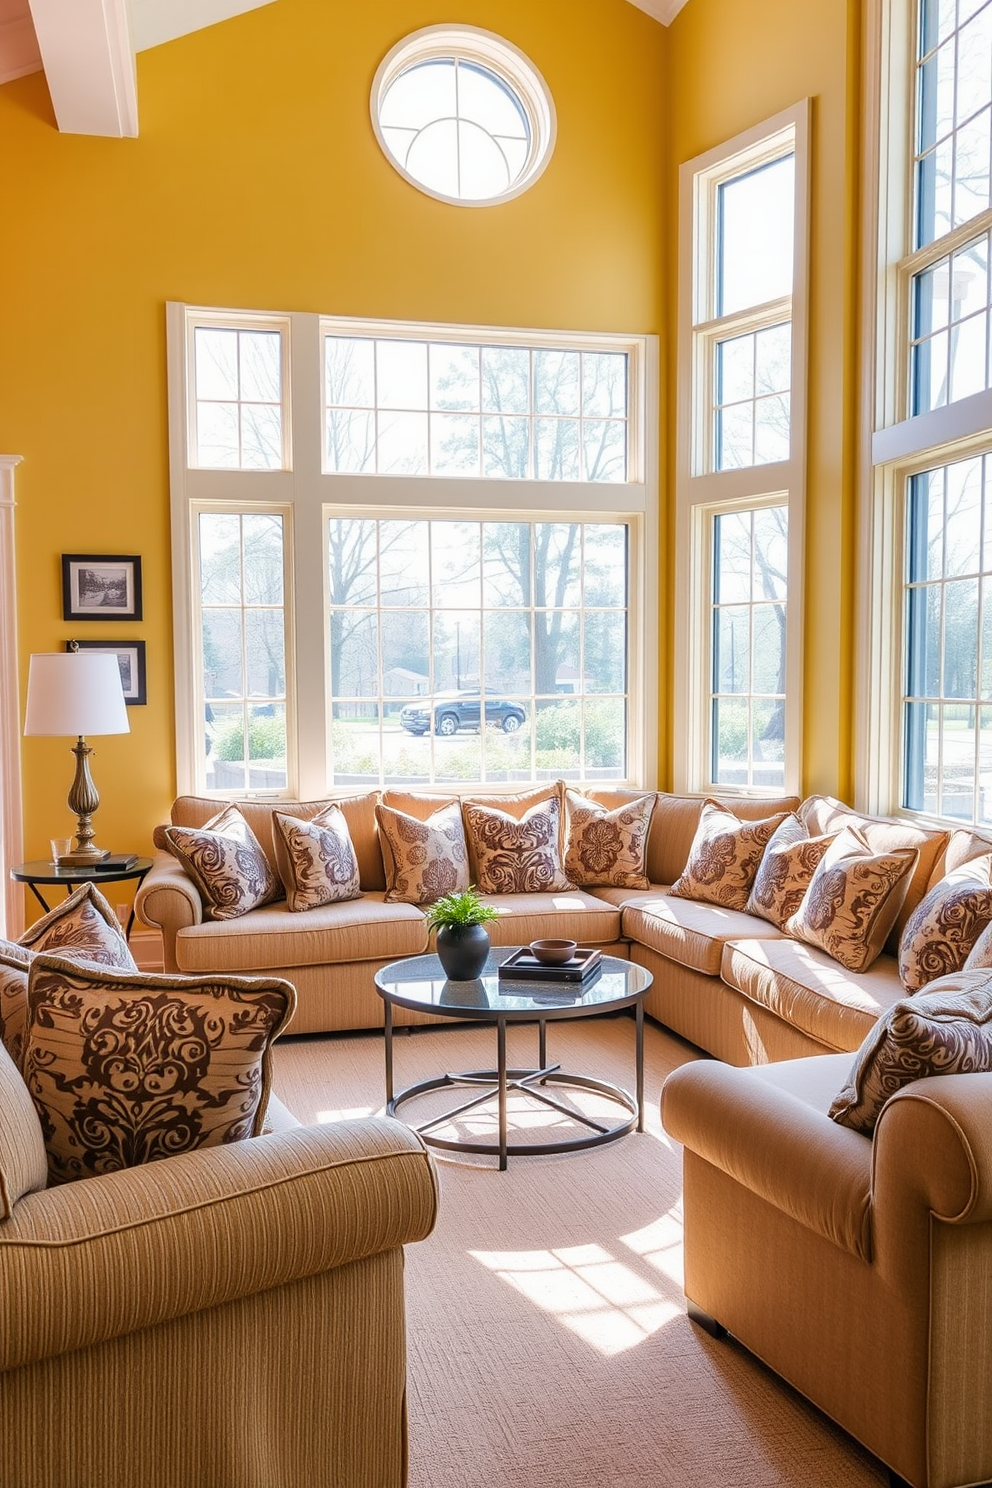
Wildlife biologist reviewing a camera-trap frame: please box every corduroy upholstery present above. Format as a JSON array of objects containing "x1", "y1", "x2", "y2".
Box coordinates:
[{"x1": 662, "y1": 1048, "x2": 992, "y2": 1488}]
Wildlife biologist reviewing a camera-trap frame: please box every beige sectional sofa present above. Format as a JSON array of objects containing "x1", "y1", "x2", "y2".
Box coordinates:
[{"x1": 136, "y1": 784, "x2": 990, "y2": 1059}]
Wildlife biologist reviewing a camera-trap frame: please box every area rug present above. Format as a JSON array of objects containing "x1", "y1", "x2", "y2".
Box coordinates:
[{"x1": 272, "y1": 1015, "x2": 887, "y2": 1488}]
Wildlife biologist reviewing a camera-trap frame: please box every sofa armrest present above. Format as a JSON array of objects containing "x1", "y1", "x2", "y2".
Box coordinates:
[
  {"x1": 872, "y1": 1073, "x2": 992, "y2": 1227},
  {"x1": 0, "y1": 1117, "x2": 438, "y2": 1372},
  {"x1": 134, "y1": 851, "x2": 202, "y2": 968}
]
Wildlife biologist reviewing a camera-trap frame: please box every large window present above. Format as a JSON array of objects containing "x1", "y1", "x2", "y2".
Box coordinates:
[
  {"x1": 675, "y1": 103, "x2": 808, "y2": 794},
  {"x1": 865, "y1": 0, "x2": 992, "y2": 826},
  {"x1": 168, "y1": 308, "x2": 655, "y2": 799}
]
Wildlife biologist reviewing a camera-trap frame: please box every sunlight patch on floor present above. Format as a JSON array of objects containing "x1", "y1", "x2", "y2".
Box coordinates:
[
  {"x1": 470, "y1": 1243, "x2": 680, "y2": 1356},
  {"x1": 316, "y1": 1105, "x2": 375, "y2": 1122},
  {"x1": 621, "y1": 1204, "x2": 685, "y2": 1287}
]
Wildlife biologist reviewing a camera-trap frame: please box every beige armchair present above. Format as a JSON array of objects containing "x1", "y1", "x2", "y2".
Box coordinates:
[
  {"x1": 0, "y1": 1107, "x2": 439, "y2": 1488},
  {"x1": 662, "y1": 1053, "x2": 992, "y2": 1488}
]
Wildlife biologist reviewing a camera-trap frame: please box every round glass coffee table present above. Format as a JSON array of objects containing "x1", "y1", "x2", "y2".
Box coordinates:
[{"x1": 374, "y1": 948, "x2": 653, "y2": 1170}]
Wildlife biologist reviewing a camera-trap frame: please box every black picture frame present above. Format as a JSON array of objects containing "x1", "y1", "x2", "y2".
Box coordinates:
[
  {"x1": 67, "y1": 639, "x2": 147, "y2": 706},
  {"x1": 62, "y1": 554, "x2": 143, "y2": 622}
]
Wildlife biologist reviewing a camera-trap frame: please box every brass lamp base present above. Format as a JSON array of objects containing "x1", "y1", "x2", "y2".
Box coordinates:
[{"x1": 63, "y1": 736, "x2": 111, "y2": 865}]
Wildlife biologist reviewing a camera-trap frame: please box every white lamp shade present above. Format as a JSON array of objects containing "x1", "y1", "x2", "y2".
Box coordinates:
[{"x1": 24, "y1": 652, "x2": 130, "y2": 737}]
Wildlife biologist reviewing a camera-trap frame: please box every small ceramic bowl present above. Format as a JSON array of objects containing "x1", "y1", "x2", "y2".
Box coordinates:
[{"x1": 529, "y1": 938, "x2": 578, "y2": 966}]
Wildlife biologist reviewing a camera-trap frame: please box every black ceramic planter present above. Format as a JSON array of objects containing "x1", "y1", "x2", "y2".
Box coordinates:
[{"x1": 435, "y1": 923, "x2": 491, "y2": 981}]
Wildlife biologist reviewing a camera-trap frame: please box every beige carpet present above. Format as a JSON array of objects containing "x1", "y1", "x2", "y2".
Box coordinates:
[{"x1": 272, "y1": 1015, "x2": 887, "y2": 1488}]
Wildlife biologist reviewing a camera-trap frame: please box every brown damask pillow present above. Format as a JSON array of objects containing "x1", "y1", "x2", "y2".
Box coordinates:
[
  {"x1": 786, "y1": 827, "x2": 918, "y2": 974},
  {"x1": 375, "y1": 801, "x2": 470, "y2": 906},
  {"x1": 462, "y1": 796, "x2": 573, "y2": 895},
  {"x1": 898, "y1": 857, "x2": 992, "y2": 992},
  {"x1": 271, "y1": 806, "x2": 362, "y2": 912},
  {"x1": 19, "y1": 882, "x2": 137, "y2": 971},
  {"x1": 0, "y1": 941, "x2": 30, "y2": 1071},
  {"x1": 829, "y1": 970, "x2": 992, "y2": 1135},
  {"x1": 668, "y1": 800, "x2": 788, "y2": 910},
  {"x1": 564, "y1": 790, "x2": 655, "y2": 889},
  {"x1": 744, "y1": 815, "x2": 837, "y2": 929},
  {"x1": 23, "y1": 954, "x2": 296, "y2": 1185},
  {"x1": 164, "y1": 805, "x2": 280, "y2": 920}
]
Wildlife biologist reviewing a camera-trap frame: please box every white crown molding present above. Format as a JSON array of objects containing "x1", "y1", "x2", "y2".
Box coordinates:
[
  {"x1": 624, "y1": 0, "x2": 691, "y2": 23},
  {"x1": 0, "y1": 13, "x2": 41, "y2": 84},
  {"x1": 130, "y1": 0, "x2": 278, "y2": 53},
  {"x1": 27, "y1": 0, "x2": 137, "y2": 135}
]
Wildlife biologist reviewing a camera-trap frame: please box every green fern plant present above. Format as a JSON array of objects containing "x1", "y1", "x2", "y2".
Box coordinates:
[{"x1": 423, "y1": 887, "x2": 500, "y2": 933}]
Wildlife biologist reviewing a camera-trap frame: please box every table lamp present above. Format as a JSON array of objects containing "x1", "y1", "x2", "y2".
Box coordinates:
[{"x1": 23, "y1": 648, "x2": 130, "y2": 864}]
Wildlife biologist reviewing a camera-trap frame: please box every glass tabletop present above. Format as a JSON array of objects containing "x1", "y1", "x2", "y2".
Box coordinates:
[
  {"x1": 374, "y1": 948, "x2": 652, "y2": 1018},
  {"x1": 10, "y1": 858, "x2": 154, "y2": 884}
]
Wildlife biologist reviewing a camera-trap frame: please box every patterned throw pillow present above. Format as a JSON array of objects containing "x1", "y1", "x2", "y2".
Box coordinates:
[
  {"x1": 375, "y1": 801, "x2": 470, "y2": 906},
  {"x1": 271, "y1": 806, "x2": 362, "y2": 912},
  {"x1": 898, "y1": 858, "x2": 992, "y2": 992},
  {"x1": 965, "y1": 919, "x2": 992, "y2": 970},
  {"x1": 462, "y1": 796, "x2": 573, "y2": 895},
  {"x1": 668, "y1": 800, "x2": 789, "y2": 910},
  {"x1": 23, "y1": 953, "x2": 296, "y2": 1185},
  {"x1": 0, "y1": 940, "x2": 31, "y2": 1071},
  {"x1": 829, "y1": 970, "x2": 992, "y2": 1135},
  {"x1": 785, "y1": 827, "x2": 919, "y2": 974},
  {"x1": 164, "y1": 805, "x2": 280, "y2": 920},
  {"x1": 0, "y1": 1037, "x2": 48, "y2": 1220},
  {"x1": 564, "y1": 789, "x2": 656, "y2": 889},
  {"x1": 744, "y1": 814, "x2": 837, "y2": 929},
  {"x1": 18, "y1": 882, "x2": 137, "y2": 971}
]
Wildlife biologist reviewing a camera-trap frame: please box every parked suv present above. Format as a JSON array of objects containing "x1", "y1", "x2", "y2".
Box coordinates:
[{"x1": 399, "y1": 692, "x2": 527, "y2": 737}]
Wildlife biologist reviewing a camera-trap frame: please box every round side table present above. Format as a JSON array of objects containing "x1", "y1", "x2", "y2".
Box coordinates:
[{"x1": 10, "y1": 858, "x2": 154, "y2": 941}]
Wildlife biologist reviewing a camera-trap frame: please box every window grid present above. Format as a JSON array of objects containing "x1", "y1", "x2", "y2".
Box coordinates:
[
  {"x1": 903, "y1": 453, "x2": 992, "y2": 823},
  {"x1": 323, "y1": 335, "x2": 628, "y2": 482},
  {"x1": 709, "y1": 505, "x2": 789, "y2": 791},
  {"x1": 714, "y1": 321, "x2": 792, "y2": 470},
  {"x1": 327, "y1": 515, "x2": 629, "y2": 788},
  {"x1": 915, "y1": 0, "x2": 992, "y2": 251},
  {"x1": 192, "y1": 326, "x2": 286, "y2": 472}
]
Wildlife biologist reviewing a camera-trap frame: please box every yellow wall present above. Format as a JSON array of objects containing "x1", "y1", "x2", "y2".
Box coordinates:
[
  {"x1": 0, "y1": 0, "x2": 667, "y2": 884},
  {"x1": 666, "y1": 0, "x2": 862, "y2": 799}
]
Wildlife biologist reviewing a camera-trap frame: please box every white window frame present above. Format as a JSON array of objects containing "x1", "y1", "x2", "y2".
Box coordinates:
[
  {"x1": 674, "y1": 101, "x2": 810, "y2": 796},
  {"x1": 168, "y1": 305, "x2": 658, "y2": 800},
  {"x1": 859, "y1": 0, "x2": 992, "y2": 823}
]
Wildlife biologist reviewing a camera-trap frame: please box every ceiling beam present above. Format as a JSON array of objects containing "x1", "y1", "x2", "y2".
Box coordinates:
[
  {"x1": 0, "y1": 9, "x2": 41, "y2": 85},
  {"x1": 625, "y1": 0, "x2": 691, "y2": 23},
  {"x1": 27, "y1": 0, "x2": 136, "y2": 136}
]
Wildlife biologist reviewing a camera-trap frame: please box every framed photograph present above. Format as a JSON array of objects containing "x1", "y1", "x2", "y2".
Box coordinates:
[
  {"x1": 67, "y1": 639, "x2": 147, "y2": 706},
  {"x1": 62, "y1": 554, "x2": 142, "y2": 622}
]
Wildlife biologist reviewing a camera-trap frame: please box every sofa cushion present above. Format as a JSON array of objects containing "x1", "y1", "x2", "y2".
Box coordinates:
[
  {"x1": 271, "y1": 806, "x2": 363, "y2": 912},
  {"x1": 479, "y1": 890, "x2": 622, "y2": 947},
  {"x1": 829, "y1": 970, "x2": 992, "y2": 1136},
  {"x1": 898, "y1": 858, "x2": 992, "y2": 992},
  {"x1": 463, "y1": 796, "x2": 573, "y2": 895},
  {"x1": 785, "y1": 828, "x2": 918, "y2": 973},
  {"x1": 163, "y1": 791, "x2": 386, "y2": 891},
  {"x1": 18, "y1": 883, "x2": 137, "y2": 971},
  {"x1": 563, "y1": 789, "x2": 655, "y2": 889},
  {"x1": 721, "y1": 936, "x2": 907, "y2": 1053},
  {"x1": 0, "y1": 944, "x2": 29, "y2": 1071},
  {"x1": 165, "y1": 804, "x2": 282, "y2": 920},
  {"x1": 798, "y1": 795, "x2": 949, "y2": 952},
  {"x1": 174, "y1": 892, "x2": 429, "y2": 974},
  {"x1": 623, "y1": 894, "x2": 785, "y2": 976},
  {"x1": 376, "y1": 800, "x2": 470, "y2": 905},
  {"x1": 23, "y1": 953, "x2": 295, "y2": 1185},
  {"x1": 669, "y1": 800, "x2": 789, "y2": 911},
  {"x1": 744, "y1": 814, "x2": 837, "y2": 929},
  {"x1": 0, "y1": 1037, "x2": 48, "y2": 1219}
]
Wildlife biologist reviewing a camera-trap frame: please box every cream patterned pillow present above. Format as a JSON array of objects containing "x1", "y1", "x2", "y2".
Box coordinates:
[
  {"x1": 0, "y1": 941, "x2": 30, "y2": 1071},
  {"x1": 271, "y1": 806, "x2": 362, "y2": 912},
  {"x1": 829, "y1": 970, "x2": 992, "y2": 1135},
  {"x1": 786, "y1": 827, "x2": 918, "y2": 973},
  {"x1": 0, "y1": 1037, "x2": 48, "y2": 1220},
  {"x1": 19, "y1": 882, "x2": 137, "y2": 970},
  {"x1": 965, "y1": 919, "x2": 992, "y2": 970},
  {"x1": 23, "y1": 954, "x2": 296, "y2": 1185},
  {"x1": 564, "y1": 790, "x2": 655, "y2": 889},
  {"x1": 375, "y1": 801, "x2": 470, "y2": 906},
  {"x1": 898, "y1": 857, "x2": 992, "y2": 992},
  {"x1": 744, "y1": 815, "x2": 837, "y2": 929},
  {"x1": 164, "y1": 805, "x2": 280, "y2": 920},
  {"x1": 462, "y1": 796, "x2": 573, "y2": 895},
  {"x1": 668, "y1": 800, "x2": 788, "y2": 910}
]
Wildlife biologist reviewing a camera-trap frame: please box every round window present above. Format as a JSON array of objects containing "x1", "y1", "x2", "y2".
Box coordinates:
[{"x1": 371, "y1": 26, "x2": 556, "y2": 207}]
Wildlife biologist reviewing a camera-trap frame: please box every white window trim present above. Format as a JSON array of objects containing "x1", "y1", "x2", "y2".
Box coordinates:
[
  {"x1": 168, "y1": 304, "x2": 659, "y2": 799},
  {"x1": 674, "y1": 100, "x2": 810, "y2": 796},
  {"x1": 859, "y1": 0, "x2": 992, "y2": 823}
]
